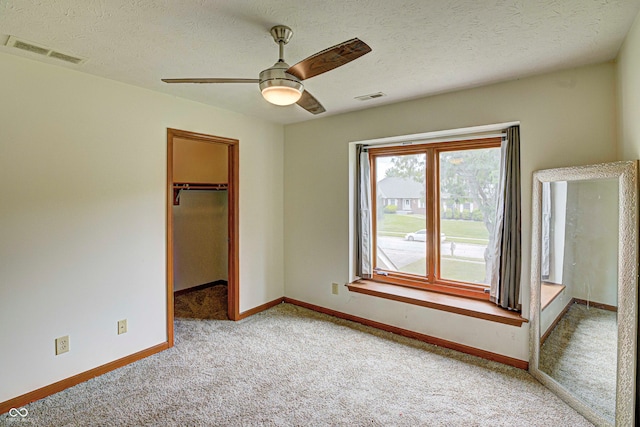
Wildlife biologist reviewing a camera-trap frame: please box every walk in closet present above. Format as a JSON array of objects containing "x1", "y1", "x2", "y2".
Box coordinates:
[{"x1": 172, "y1": 137, "x2": 229, "y2": 296}]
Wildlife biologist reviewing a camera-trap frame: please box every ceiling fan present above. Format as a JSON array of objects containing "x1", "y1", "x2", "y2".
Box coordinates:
[{"x1": 162, "y1": 25, "x2": 372, "y2": 115}]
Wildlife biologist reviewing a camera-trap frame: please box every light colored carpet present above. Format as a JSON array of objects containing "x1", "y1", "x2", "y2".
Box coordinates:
[
  {"x1": 1, "y1": 303, "x2": 592, "y2": 426},
  {"x1": 174, "y1": 284, "x2": 228, "y2": 320},
  {"x1": 539, "y1": 303, "x2": 617, "y2": 423}
]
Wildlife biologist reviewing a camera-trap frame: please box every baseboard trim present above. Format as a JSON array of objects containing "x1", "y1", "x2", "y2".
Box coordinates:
[
  {"x1": 238, "y1": 297, "x2": 285, "y2": 320},
  {"x1": 0, "y1": 342, "x2": 169, "y2": 415},
  {"x1": 283, "y1": 297, "x2": 528, "y2": 370},
  {"x1": 574, "y1": 297, "x2": 617, "y2": 312}
]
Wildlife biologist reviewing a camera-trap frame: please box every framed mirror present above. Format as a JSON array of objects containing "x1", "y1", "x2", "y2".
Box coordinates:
[{"x1": 530, "y1": 161, "x2": 638, "y2": 426}]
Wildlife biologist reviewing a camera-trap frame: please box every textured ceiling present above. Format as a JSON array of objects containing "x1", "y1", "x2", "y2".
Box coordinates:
[{"x1": 1, "y1": 0, "x2": 639, "y2": 124}]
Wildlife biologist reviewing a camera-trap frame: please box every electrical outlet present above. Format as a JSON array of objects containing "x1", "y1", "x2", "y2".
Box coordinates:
[
  {"x1": 331, "y1": 282, "x2": 339, "y2": 295},
  {"x1": 118, "y1": 319, "x2": 127, "y2": 335},
  {"x1": 55, "y1": 336, "x2": 69, "y2": 355}
]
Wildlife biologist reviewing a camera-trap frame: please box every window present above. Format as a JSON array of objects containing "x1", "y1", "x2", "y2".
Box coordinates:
[{"x1": 369, "y1": 138, "x2": 502, "y2": 300}]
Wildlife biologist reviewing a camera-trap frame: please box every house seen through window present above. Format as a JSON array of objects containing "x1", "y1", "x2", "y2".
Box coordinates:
[{"x1": 370, "y1": 138, "x2": 501, "y2": 299}]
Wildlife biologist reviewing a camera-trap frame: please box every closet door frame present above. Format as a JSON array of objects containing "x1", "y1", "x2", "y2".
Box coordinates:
[{"x1": 166, "y1": 128, "x2": 240, "y2": 346}]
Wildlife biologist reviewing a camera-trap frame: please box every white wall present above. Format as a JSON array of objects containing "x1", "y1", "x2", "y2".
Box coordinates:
[
  {"x1": 618, "y1": 11, "x2": 640, "y2": 160},
  {"x1": 562, "y1": 179, "x2": 619, "y2": 306},
  {"x1": 284, "y1": 63, "x2": 617, "y2": 361},
  {"x1": 173, "y1": 191, "x2": 228, "y2": 292},
  {"x1": 172, "y1": 138, "x2": 229, "y2": 292},
  {"x1": 540, "y1": 287, "x2": 571, "y2": 338},
  {"x1": 541, "y1": 179, "x2": 619, "y2": 338},
  {"x1": 548, "y1": 181, "x2": 567, "y2": 284},
  {"x1": 0, "y1": 52, "x2": 284, "y2": 403}
]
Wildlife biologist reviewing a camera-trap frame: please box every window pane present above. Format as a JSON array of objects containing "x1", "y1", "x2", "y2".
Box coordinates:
[
  {"x1": 439, "y1": 147, "x2": 501, "y2": 285},
  {"x1": 375, "y1": 154, "x2": 427, "y2": 276}
]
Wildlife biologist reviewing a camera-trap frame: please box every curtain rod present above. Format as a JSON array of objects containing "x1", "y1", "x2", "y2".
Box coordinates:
[
  {"x1": 362, "y1": 133, "x2": 506, "y2": 150},
  {"x1": 352, "y1": 121, "x2": 519, "y2": 147}
]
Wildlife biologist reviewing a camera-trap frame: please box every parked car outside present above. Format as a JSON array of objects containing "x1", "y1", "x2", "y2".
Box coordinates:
[{"x1": 404, "y1": 229, "x2": 446, "y2": 242}]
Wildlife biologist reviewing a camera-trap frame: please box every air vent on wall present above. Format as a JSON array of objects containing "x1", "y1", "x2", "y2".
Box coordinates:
[
  {"x1": 5, "y1": 36, "x2": 87, "y2": 65},
  {"x1": 354, "y1": 92, "x2": 386, "y2": 101}
]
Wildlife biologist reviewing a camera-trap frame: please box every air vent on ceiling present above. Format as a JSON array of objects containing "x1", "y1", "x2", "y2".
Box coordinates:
[
  {"x1": 5, "y1": 36, "x2": 87, "y2": 65},
  {"x1": 354, "y1": 92, "x2": 386, "y2": 101}
]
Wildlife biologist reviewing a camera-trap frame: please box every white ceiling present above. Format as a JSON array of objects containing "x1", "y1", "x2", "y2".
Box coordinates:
[{"x1": 1, "y1": 0, "x2": 639, "y2": 125}]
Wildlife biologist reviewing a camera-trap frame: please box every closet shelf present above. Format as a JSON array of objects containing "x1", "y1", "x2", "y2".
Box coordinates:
[{"x1": 173, "y1": 182, "x2": 228, "y2": 205}]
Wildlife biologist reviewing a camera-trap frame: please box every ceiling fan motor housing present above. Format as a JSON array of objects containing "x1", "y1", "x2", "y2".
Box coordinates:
[{"x1": 259, "y1": 61, "x2": 304, "y2": 105}]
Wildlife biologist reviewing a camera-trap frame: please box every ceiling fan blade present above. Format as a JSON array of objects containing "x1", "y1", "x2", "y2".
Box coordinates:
[
  {"x1": 286, "y1": 38, "x2": 371, "y2": 81},
  {"x1": 161, "y1": 78, "x2": 260, "y2": 84},
  {"x1": 296, "y1": 90, "x2": 326, "y2": 115}
]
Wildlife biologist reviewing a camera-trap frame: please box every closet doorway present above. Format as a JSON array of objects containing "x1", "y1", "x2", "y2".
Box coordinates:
[{"x1": 166, "y1": 128, "x2": 239, "y2": 345}]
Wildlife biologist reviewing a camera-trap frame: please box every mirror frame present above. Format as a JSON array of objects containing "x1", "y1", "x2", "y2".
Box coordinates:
[{"x1": 530, "y1": 161, "x2": 638, "y2": 426}]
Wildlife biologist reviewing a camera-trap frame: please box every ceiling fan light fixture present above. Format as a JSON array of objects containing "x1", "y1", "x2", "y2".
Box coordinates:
[{"x1": 260, "y1": 79, "x2": 303, "y2": 106}]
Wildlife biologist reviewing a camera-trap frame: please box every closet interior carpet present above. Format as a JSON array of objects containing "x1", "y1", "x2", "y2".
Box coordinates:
[{"x1": 174, "y1": 282, "x2": 229, "y2": 320}]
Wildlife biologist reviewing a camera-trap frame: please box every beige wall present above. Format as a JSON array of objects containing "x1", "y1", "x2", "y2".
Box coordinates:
[
  {"x1": 284, "y1": 63, "x2": 617, "y2": 361},
  {"x1": 618, "y1": 11, "x2": 640, "y2": 160},
  {"x1": 0, "y1": 52, "x2": 284, "y2": 403}
]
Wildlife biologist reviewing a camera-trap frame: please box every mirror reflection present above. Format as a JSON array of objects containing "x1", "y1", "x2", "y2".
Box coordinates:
[{"x1": 538, "y1": 179, "x2": 619, "y2": 423}]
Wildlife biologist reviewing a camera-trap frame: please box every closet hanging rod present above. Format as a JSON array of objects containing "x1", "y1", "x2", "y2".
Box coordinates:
[
  {"x1": 173, "y1": 182, "x2": 228, "y2": 190},
  {"x1": 173, "y1": 182, "x2": 228, "y2": 206}
]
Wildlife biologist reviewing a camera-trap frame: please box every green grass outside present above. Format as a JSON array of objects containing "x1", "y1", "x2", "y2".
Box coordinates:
[
  {"x1": 440, "y1": 220, "x2": 489, "y2": 241},
  {"x1": 377, "y1": 214, "x2": 425, "y2": 233},
  {"x1": 377, "y1": 214, "x2": 489, "y2": 243},
  {"x1": 445, "y1": 237, "x2": 488, "y2": 245},
  {"x1": 441, "y1": 255, "x2": 484, "y2": 263},
  {"x1": 401, "y1": 257, "x2": 488, "y2": 284}
]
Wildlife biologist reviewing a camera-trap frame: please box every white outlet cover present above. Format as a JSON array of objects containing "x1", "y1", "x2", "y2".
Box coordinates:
[
  {"x1": 118, "y1": 319, "x2": 127, "y2": 334},
  {"x1": 55, "y1": 335, "x2": 69, "y2": 355}
]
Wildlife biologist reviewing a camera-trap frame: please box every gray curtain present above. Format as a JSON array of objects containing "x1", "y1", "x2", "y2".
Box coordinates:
[
  {"x1": 356, "y1": 146, "x2": 373, "y2": 278},
  {"x1": 489, "y1": 126, "x2": 521, "y2": 311}
]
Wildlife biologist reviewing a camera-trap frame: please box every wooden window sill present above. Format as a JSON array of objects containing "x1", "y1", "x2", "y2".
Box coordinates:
[
  {"x1": 541, "y1": 282, "x2": 565, "y2": 310},
  {"x1": 347, "y1": 280, "x2": 527, "y2": 327}
]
